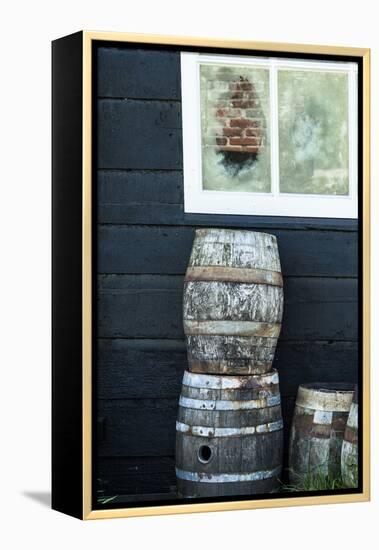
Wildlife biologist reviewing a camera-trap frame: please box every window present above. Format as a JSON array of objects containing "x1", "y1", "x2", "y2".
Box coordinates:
[{"x1": 181, "y1": 53, "x2": 358, "y2": 218}]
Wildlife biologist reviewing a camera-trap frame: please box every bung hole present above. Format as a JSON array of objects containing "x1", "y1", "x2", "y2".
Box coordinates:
[{"x1": 198, "y1": 445, "x2": 212, "y2": 464}]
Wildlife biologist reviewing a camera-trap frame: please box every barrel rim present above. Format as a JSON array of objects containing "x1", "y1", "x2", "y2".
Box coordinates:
[
  {"x1": 299, "y1": 383, "x2": 355, "y2": 394},
  {"x1": 175, "y1": 465, "x2": 282, "y2": 483},
  {"x1": 179, "y1": 394, "x2": 281, "y2": 411},
  {"x1": 194, "y1": 228, "x2": 278, "y2": 241},
  {"x1": 296, "y1": 383, "x2": 354, "y2": 412}
]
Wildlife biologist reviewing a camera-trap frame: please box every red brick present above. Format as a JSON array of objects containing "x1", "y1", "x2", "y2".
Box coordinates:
[
  {"x1": 216, "y1": 137, "x2": 228, "y2": 146},
  {"x1": 230, "y1": 118, "x2": 256, "y2": 128},
  {"x1": 230, "y1": 91, "x2": 244, "y2": 100},
  {"x1": 218, "y1": 145, "x2": 260, "y2": 154},
  {"x1": 246, "y1": 124, "x2": 262, "y2": 133},
  {"x1": 229, "y1": 82, "x2": 253, "y2": 92},
  {"x1": 216, "y1": 108, "x2": 241, "y2": 118},
  {"x1": 223, "y1": 127, "x2": 243, "y2": 137},
  {"x1": 231, "y1": 100, "x2": 257, "y2": 108},
  {"x1": 229, "y1": 137, "x2": 259, "y2": 146}
]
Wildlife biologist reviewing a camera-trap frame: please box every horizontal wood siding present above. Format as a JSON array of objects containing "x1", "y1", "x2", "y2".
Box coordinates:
[
  {"x1": 95, "y1": 45, "x2": 359, "y2": 498},
  {"x1": 98, "y1": 226, "x2": 358, "y2": 277}
]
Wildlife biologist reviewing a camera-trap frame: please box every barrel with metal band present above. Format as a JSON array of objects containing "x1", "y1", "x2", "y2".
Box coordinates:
[
  {"x1": 341, "y1": 386, "x2": 358, "y2": 488},
  {"x1": 175, "y1": 370, "x2": 283, "y2": 497},
  {"x1": 289, "y1": 383, "x2": 354, "y2": 484},
  {"x1": 183, "y1": 228, "x2": 283, "y2": 375}
]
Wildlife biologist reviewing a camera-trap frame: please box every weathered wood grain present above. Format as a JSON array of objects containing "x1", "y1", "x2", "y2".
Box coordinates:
[
  {"x1": 98, "y1": 226, "x2": 358, "y2": 277},
  {"x1": 96, "y1": 170, "x2": 358, "y2": 232},
  {"x1": 97, "y1": 47, "x2": 181, "y2": 99},
  {"x1": 97, "y1": 339, "x2": 359, "y2": 400},
  {"x1": 184, "y1": 282, "x2": 283, "y2": 322},
  {"x1": 97, "y1": 100, "x2": 183, "y2": 169},
  {"x1": 97, "y1": 338, "x2": 186, "y2": 399},
  {"x1": 97, "y1": 392, "x2": 341, "y2": 463},
  {"x1": 98, "y1": 170, "x2": 184, "y2": 210},
  {"x1": 188, "y1": 229, "x2": 281, "y2": 271},
  {"x1": 97, "y1": 275, "x2": 358, "y2": 340},
  {"x1": 97, "y1": 398, "x2": 178, "y2": 457},
  {"x1": 97, "y1": 456, "x2": 176, "y2": 496}
]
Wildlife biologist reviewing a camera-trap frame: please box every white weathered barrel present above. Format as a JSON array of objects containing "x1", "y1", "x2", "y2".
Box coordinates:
[
  {"x1": 289, "y1": 383, "x2": 354, "y2": 484},
  {"x1": 341, "y1": 386, "x2": 358, "y2": 488},
  {"x1": 183, "y1": 229, "x2": 283, "y2": 375},
  {"x1": 175, "y1": 370, "x2": 283, "y2": 497}
]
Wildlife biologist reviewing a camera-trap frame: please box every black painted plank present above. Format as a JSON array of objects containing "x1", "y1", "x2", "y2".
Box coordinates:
[
  {"x1": 97, "y1": 338, "x2": 186, "y2": 400},
  {"x1": 97, "y1": 456, "x2": 176, "y2": 496},
  {"x1": 97, "y1": 47, "x2": 181, "y2": 100},
  {"x1": 97, "y1": 275, "x2": 358, "y2": 340},
  {"x1": 98, "y1": 170, "x2": 183, "y2": 207},
  {"x1": 97, "y1": 338, "x2": 358, "y2": 400},
  {"x1": 98, "y1": 394, "x2": 311, "y2": 458},
  {"x1": 97, "y1": 171, "x2": 358, "y2": 232},
  {"x1": 98, "y1": 398, "x2": 178, "y2": 457},
  {"x1": 97, "y1": 100, "x2": 183, "y2": 169},
  {"x1": 97, "y1": 226, "x2": 358, "y2": 277}
]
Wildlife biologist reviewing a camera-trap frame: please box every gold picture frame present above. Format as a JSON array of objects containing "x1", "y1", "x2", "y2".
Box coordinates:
[{"x1": 53, "y1": 30, "x2": 370, "y2": 520}]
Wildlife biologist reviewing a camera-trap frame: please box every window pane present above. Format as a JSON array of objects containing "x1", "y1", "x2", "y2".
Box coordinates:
[
  {"x1": 278, "y1": 69, "x2": 350, "y2": 195},
  {"x1": 200, "y1": 64, "x2": 271, "y2": 192}
]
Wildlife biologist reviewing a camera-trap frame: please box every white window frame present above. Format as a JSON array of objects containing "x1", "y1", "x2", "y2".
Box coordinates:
[{"x1": 181, "y1": 52, "x2": 358, "y2": 219}]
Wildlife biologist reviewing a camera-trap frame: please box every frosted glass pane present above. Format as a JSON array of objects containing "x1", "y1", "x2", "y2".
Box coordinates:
[
  {"x1": 200, "y1": 64, "x2": 271, "y2": 193},
  {"x1": 278, "y1": 69, "x2": 349, "y2": 195}
]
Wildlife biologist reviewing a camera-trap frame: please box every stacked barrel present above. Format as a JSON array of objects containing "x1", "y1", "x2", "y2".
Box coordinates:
[{"x1": 176, "y1": 229, "x2": 284, "y2": 497}]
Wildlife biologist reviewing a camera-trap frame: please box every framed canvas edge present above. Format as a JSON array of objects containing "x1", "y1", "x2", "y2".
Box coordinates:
[{"x1": 80, "y1": 30, "x2": 371, "y2": 520}]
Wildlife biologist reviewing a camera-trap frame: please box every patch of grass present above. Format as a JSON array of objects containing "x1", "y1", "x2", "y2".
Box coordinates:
[
  {"x1": 97, "y1": 495, "x2": 118, "y2": 505},
  {"x1": 279, "y1": 470, "x2": 349, "y2": 492}
]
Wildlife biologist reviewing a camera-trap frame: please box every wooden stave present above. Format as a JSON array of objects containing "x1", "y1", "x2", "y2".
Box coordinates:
[
  {"x1": 176, "y1": 475, "x2": 281, "y2": 499},
  {"x1": 183, "y1": 281, "x2": 284, "y2": 323},
  {"x1": 185, "y1": 334, "x2": 278, "y2": 375},
  {"x1": 188, "y1": 229, "x2": 282, "y2": 273},
  {"x1": 341, "y1": 386, "x2": 358, "y2": 488},
  {"x1": 176, "y1": 370, "x2": 283, "y2": 498},
  {"x1": 183, "y1": 229, "x2": 283, "y2": 376},
  {"x1": 288, "y1": 383, "x2": 354, "y2": 483}
]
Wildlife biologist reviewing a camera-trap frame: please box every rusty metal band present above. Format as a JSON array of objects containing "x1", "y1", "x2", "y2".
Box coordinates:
[
  {"x1": 175, "y1": 466, "x2": 282, "y2": 483},
  {"x1": 176, "y1": 419, "x2": 283, "y2": 437},
  {"x1": 188, "y1": 360, "x2": 272, "y2": 374},
  {"x1": 344, "y1": 426, "x2": 358, "y2": 445},
  {"x1": 182, "y1": 370, "x2": 279, "y2": 389},
  {"x1": 179, "y1": 394, "x2": 281, "y2": 410},
  {"x1": 183, "y1": 320, "x2": 281, "y2": 337},
  {"x1": 185, "y1": 266, "x2": 283, "y2": 287}
]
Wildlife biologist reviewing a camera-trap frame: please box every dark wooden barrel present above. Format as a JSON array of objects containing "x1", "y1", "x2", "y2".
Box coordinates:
[
  {"x1": 289, "y1": 383, "x2": 354, "y2": 484},
  {"x1": 341, "y1": 386, "x2": 358, "y2": 487},
  {"x1": 183, "y1": 229, "x2": 283, "y2": 375},
  {"x1": 175, "y1": 370, "x2": 283, "y2": 497}
]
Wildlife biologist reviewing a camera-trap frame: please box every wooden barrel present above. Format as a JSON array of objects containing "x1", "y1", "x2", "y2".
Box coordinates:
[
  {"x1": 289, "y1": 383, "x2": 354, "y2": 484},
  {"x1": 341, "y1": 386, "x2": 358, "y2": 487},
  {"x1": 183, "y1": 228, "x2": 283, "y2": 375},
  {"x1": 175, "y1": 370, "x2": 283, "y2": 497}
]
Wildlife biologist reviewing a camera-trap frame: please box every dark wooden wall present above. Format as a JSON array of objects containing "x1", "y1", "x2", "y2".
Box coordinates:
[{"x1": 95, "y1": 45, "x2": 359, "y2": 497}]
